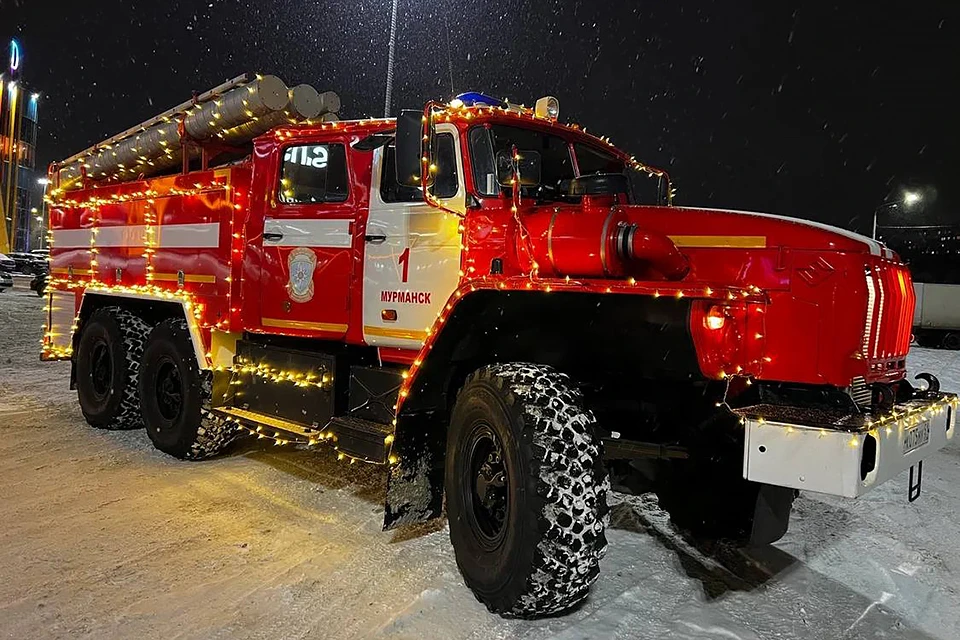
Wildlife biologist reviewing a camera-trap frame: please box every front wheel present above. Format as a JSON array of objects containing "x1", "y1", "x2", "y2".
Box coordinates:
[
  {"x1": 139, "y1": 318, "x2": 239, "y2": 460},
  {"x1": 446, "y1": 363, "x2": 609, "y2": 618}
]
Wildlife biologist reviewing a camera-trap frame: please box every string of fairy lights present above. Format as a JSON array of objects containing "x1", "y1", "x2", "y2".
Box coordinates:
[
  {"x1": 742, "y1": 393, "x2": 958, "y2": 454},
  {"x1": 40, "y1": 95, "x2": 954, "y2": 470}
]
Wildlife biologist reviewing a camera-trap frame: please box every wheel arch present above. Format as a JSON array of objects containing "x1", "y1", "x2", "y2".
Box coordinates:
[
  {"x1": 383, "y1": 287, "x2": 703, "y2": 529},
  {"x1": 73, "y1": 290, "x2": 209, "y2": 385}
]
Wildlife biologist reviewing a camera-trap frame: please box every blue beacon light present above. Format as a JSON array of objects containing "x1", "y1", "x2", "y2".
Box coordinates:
[{"x1": 453, "y1": 92, "x2": 505, "y2": 108}]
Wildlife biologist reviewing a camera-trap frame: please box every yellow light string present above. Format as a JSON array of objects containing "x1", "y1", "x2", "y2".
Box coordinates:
[
  {"x1": 744, "y1": 396, "x2": 959, "y2": 446},
  {"x1": 143, "y1": 194, "x2": 157, "y2": 282}
]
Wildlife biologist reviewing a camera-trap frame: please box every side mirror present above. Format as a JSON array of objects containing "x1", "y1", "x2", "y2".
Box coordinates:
[
  {"x1": 657, "y1": 174, "x2": 672, "y2": 206},
  {"x1": 495, "y1": 149, "x2": 542, "y2": 187},
  {"x1": 395, "y1": 109, "x2": 429, "y2": 187}
]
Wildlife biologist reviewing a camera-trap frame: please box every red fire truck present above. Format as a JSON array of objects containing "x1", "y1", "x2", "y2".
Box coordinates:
[{"x1": 42, "y1": 75, "x2": 957, "y2": 617}]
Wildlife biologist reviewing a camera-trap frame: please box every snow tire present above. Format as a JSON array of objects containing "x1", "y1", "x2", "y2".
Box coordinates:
[
  {"x1": 75, "y1": 306, "x2": 151, "y2": 430},
  {"x1": 446, "y1": 362, "x2": 609, "y2": 618},
  {"x1": 139, "y1": 318, "x2": 241, "y2": 460}
]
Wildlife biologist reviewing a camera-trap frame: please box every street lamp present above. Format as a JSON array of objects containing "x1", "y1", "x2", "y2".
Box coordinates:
[
  {"x1": 873, "y1": 190, "x2": 923, "y2": 239},
  {"x1": 903, "y1": 190, "x2": 922, "y2": 208}
]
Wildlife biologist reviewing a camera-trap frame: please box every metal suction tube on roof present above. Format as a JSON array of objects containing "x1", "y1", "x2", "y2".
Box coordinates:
[{"x1": 55, "y1": 75, "x2": 292, "y2": 188}]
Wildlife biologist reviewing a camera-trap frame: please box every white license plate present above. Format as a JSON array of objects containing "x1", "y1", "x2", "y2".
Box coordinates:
[{"x1": 903, "y1": 420, "x2": 931, "y2": 454}]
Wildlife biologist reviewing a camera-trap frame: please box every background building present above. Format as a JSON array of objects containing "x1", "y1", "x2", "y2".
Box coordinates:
[{"x1": 0, "y1": 38, "x2": 42, "y2": 254}]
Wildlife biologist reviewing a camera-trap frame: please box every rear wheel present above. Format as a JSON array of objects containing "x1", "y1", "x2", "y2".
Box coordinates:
[
  {"x1": 139, "y1": 318, "x2": 239, "y2": 459},
  {"x1": 446, "y1": 363, "x2": 608, "y2": 618},
  {"x1": 75, "y1": 307, "x2": 151, "y2": 429}
]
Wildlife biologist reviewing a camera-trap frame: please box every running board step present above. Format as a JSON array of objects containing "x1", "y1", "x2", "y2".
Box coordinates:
[
  {"x1": 211, "y1": 407, "x2": 394, "y2": 463},
  {"x1": 213, "y1": 407, "x2": 327, "y2": 443}
]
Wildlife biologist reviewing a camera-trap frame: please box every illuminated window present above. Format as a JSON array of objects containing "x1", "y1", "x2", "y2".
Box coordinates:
[{"x1": 278, "y1": 143, "x2": 348, "y2": 204}]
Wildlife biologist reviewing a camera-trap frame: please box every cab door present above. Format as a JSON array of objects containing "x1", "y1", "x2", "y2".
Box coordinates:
[
  {"x1": 362, "y1": 124, "x2": 465, "y2": 349},
  {"x1": 260, "y1": 140, "x2": 356, "y2": 337}
]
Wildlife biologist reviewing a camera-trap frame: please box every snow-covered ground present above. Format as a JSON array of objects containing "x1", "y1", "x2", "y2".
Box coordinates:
[{"x1": 1, "y1": 288, "x2": 959, "y2": 640}]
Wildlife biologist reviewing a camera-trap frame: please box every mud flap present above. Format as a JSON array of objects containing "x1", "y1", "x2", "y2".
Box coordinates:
[
  {"x1": 749, "y1": 484, "x2": 796, "y2": 546},
  {"x1": 383, "y1": 411, "x2": 445, "y2": 530}
]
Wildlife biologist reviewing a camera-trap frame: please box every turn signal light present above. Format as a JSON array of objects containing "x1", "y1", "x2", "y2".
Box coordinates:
[
  {"x1": 705, "y1": 305, "x2": 726, "y2": 330},
  {"x1": 381, "y1": 309, "x2": 398, "y2": 322}
]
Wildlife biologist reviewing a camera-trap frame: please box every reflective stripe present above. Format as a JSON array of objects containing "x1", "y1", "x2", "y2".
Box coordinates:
[
  {"x1": 151, "y1": 272, "x2": 217, "y2": 284},
  {"x1": 669, "y1": 235, "x2": 767, "y2": 249},
  {"x1": 673, "y1": 207, "x2": 883, "y2": 256},
  {"x1": 262, "y1": 317, "x2": 349, "y2": 333},
  {"x1": 95, "y1": 225, "x2": 146, "y2": 247},
  {"x1": 52, "y1": 223, "x2": 220, "y2": 249},
  {"x1": 263, "y1": 218, "x2": 353, "y2": 248},
  {"x1": 51, "y1": 229, "x2": 93, "y2": 248},
  {"x1": 157, "y1": 222, "x2": 220, "y2": 248},
  {"x1": 363, "y1": 325, "x2": 428, "y2": 342}
]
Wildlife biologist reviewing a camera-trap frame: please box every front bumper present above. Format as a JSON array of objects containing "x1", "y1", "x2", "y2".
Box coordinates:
[{"x1": 736, "y1": 392, "x2": 958, "y2": 498}]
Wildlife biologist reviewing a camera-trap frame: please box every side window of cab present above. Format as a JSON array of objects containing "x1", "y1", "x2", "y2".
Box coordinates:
[
  {"x1": 379, "y1": 133, "x2": 458, "y2": 203},
  {"x1": 279, "y1": 143, "x2": 349, "y2": 204}
]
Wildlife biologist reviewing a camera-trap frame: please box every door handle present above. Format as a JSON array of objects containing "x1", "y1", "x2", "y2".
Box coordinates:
[
  {"x1": 263, "y1": 231, "x2": 284, "y2": 242},
  {"x1": 365, "y1": 234, "x2": 387, "y2": 244}
]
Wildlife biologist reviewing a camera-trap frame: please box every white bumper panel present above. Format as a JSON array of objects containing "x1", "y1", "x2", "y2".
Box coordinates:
[{"x1": 740, "y1": 395, "x2": 958, "y2": 498}]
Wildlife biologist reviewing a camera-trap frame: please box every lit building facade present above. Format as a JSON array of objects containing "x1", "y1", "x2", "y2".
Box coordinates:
[{"x1": 1, "y1": 39, "x2": 42, "y2": 253}]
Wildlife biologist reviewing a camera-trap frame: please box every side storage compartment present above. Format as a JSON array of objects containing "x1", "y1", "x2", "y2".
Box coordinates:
[
  {"x1": 214, "y1": 341, "x2": 401, "y2": 462},
  {"x1": 230, "y1": 340, "x2": 337, "y2": 428}
]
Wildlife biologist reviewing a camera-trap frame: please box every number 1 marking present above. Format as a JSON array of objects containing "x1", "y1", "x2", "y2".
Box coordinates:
[{"x1": 399, "y1": 247, "x2": 410, "y2": 283}]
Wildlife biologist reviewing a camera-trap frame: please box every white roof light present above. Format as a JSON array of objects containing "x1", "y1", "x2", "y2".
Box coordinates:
[{"x1": 534, "y1": 96, "x2": 560, "y2": 121}]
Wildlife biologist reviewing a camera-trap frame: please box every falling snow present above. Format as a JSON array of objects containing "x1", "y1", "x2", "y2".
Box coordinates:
[{"x1": 1, "y1": 1, "x2": 954, "y2": 230}]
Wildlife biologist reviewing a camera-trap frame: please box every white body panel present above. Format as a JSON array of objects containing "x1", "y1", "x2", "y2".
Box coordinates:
[
  {"x1": 913, "y1": 282, "x2": 960, "y2": 330},
  {"x1": 52, "y1": 223, "x2": 221, "y2": 249},
  {"x1": 361, "y1": 124, "x2": 465, "y2": 350},
  {"x1": 742, "y1": 400, "x2": 956, "y2": 498},
  {"x1": 46, "y1": 290, "x2": 77, "y2": 354},
  {"x1": 263, "y1": 218, "x2": 353, "y2": 248}
]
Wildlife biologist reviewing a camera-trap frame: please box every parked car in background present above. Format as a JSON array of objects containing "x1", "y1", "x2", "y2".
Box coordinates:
[
  {"x1": 7, "y1": 252, "x2": 48, "y2": 276},
  {"x1": 0, "y1": 270, "x2": 12, "y2": 292},
  {"x1": 0, "y1": 252, "x2": 15, "y2": 273}
]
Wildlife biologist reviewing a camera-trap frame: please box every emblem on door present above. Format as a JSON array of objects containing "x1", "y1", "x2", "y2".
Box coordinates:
[{"x1": 287, "y1": 247, "x2": 317, "y2": 303}]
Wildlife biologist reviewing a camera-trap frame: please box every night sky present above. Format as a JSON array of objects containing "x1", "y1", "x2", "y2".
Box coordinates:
[{"x1": 2, "y1": 0, "x2": 956, "y2": 233}]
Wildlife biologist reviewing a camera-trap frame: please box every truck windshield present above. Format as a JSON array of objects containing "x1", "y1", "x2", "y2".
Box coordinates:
[{"x1": 468, "y1": 124, "x2": 659, "y2": 203}]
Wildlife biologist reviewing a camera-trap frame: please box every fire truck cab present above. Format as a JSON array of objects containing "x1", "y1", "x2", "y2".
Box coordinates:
[{"x1": 42, "y1": 78, "x2": 958, "y2": 618}]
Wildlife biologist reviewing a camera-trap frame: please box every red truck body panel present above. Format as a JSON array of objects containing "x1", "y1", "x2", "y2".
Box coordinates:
[{"x1": 44, "y1": 112, "x2": 913, "y2": 392}]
